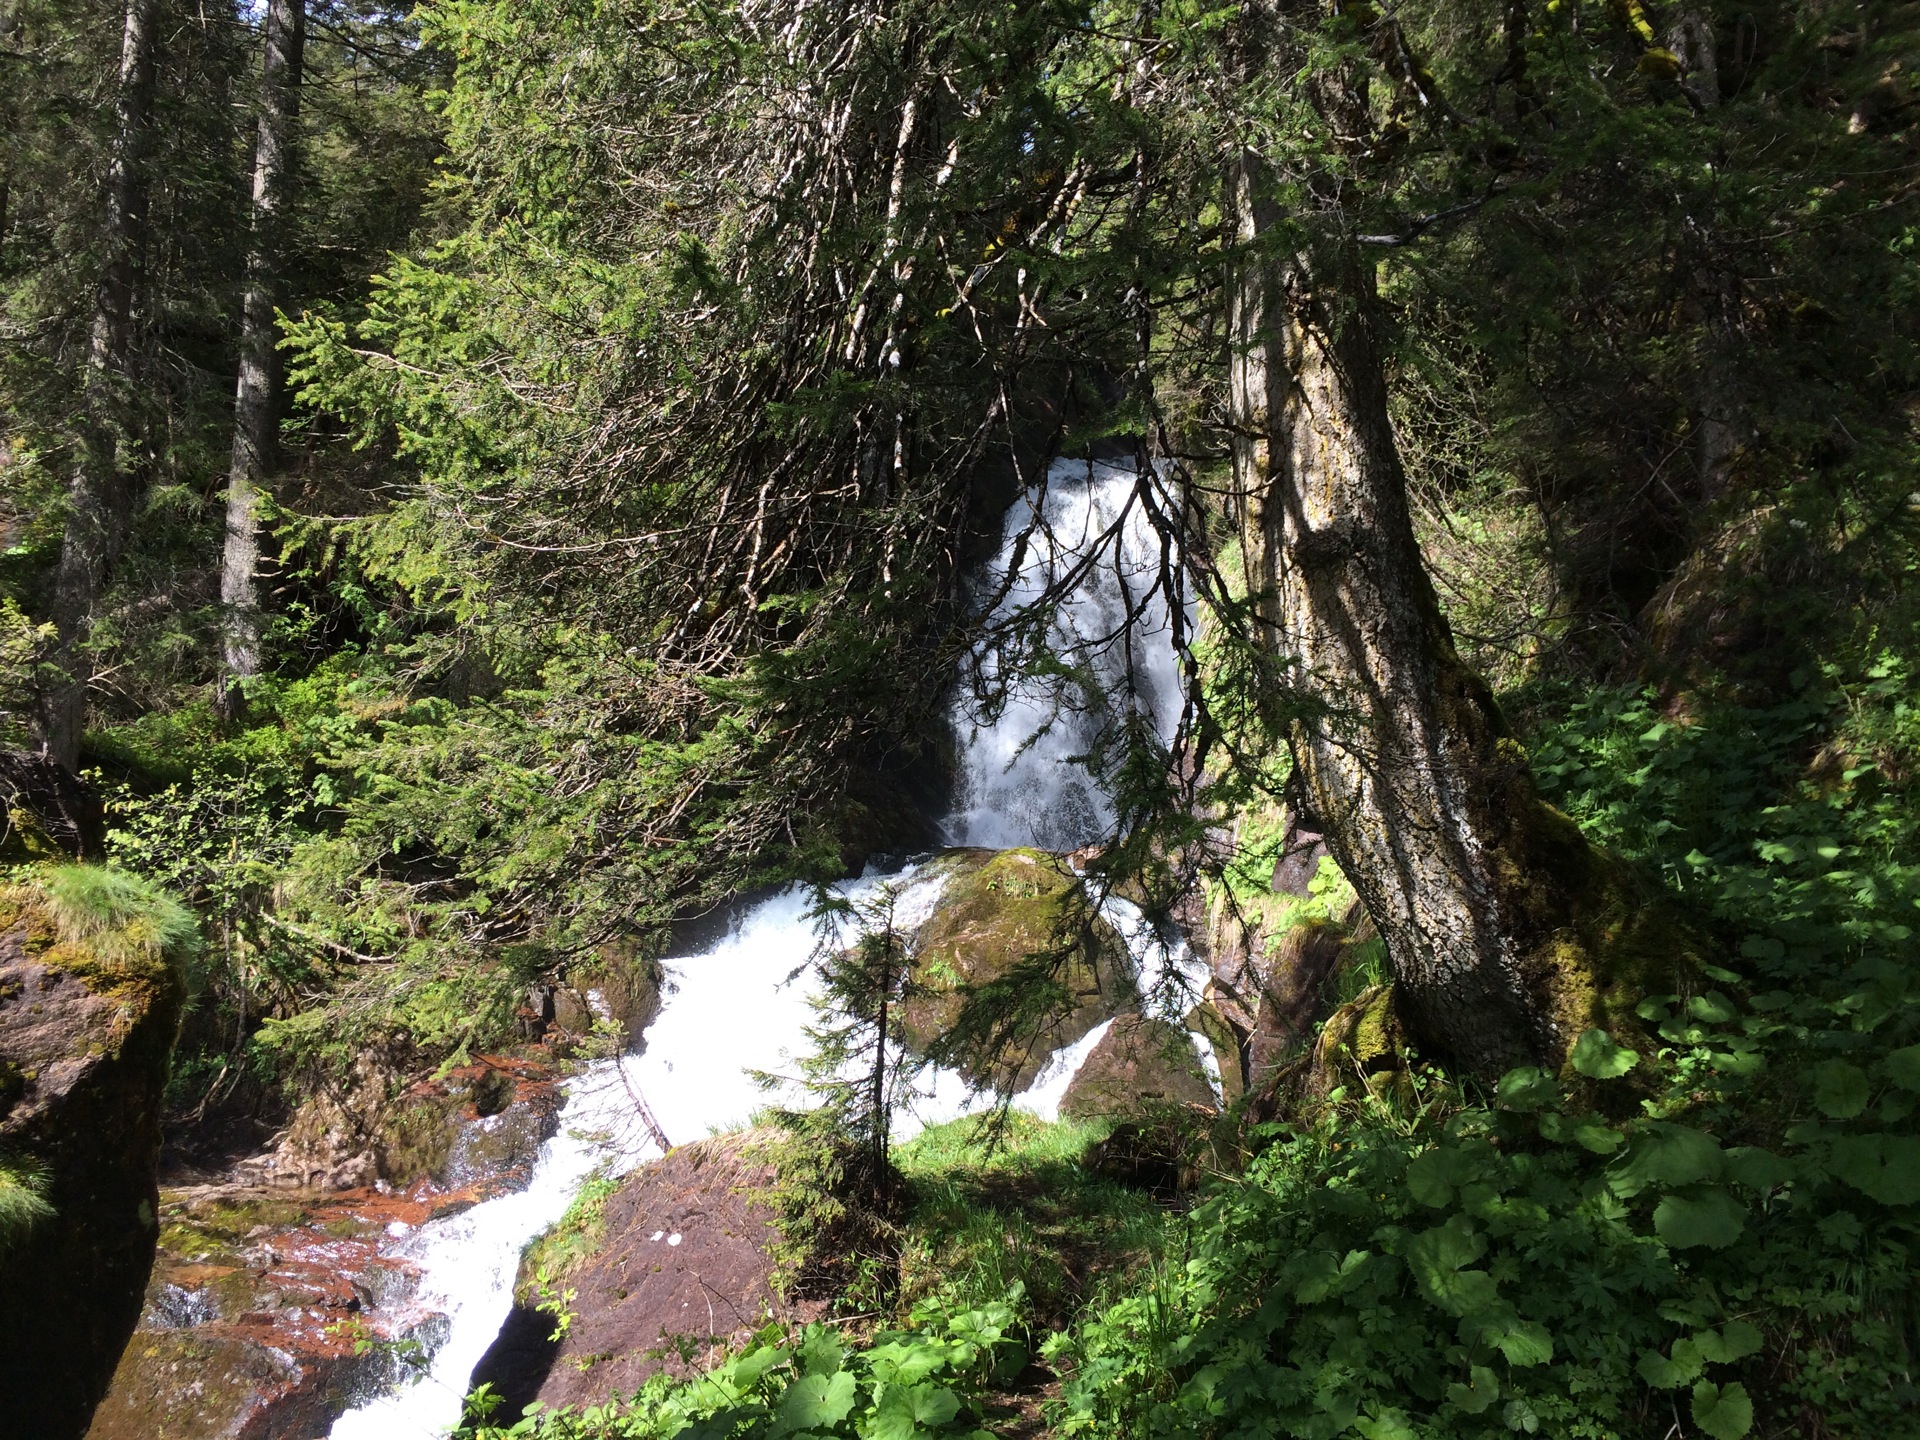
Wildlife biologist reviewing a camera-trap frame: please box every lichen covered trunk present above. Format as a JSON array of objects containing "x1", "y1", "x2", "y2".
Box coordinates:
[{"x1": 1228, "y1": 164, "x2": 1666, "y2": 1076}]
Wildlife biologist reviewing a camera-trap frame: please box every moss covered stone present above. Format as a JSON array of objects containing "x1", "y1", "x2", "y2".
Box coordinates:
[
  {"x1": 0, "y1": 868, "x2": 190, "y2": 1439},
  {"x1": 902, "y1": 848, "x2": 1134, "y2": 1090}
]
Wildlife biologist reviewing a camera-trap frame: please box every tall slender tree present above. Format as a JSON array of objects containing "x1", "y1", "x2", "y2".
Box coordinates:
[
  {"x1": 39, "y1": 0, "x2": 158, "y2": 769},
  {"x1": 220, "y1": 0, "x2": 304, "y2": 710},
  {"x1": 1223, "y1": 0, "x2": 1681, "y2": 1075}
]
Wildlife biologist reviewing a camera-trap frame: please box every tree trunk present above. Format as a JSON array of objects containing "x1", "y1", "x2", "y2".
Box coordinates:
[
  {"x1": 1227, "y1": 147, "x2": 1676, "y2": 1075},
  {"x1": 220, "y1": 0, "x2": 305, "y2": 711},
  {"x1": 39, "y1": 0, "x2": 159, "y2": 770}
]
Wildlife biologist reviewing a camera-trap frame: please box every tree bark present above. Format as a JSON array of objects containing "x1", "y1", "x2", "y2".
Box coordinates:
[
  {"x1": 1226, "y1": 25, "x2": 1680, "y2": 1074},
  {"x1": 39, "y1": 0, "x2": 159, "y2": 770},
  {"x1": 220, "y1": 0, "x2": 305, "y2": 712}
]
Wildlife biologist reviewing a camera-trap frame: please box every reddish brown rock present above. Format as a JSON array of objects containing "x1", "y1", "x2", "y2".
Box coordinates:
[
  {"x1": 471, "y1": 1132, "x2": 812, "y2": 1424},
  {"x1": 86, "y1": 1176, "x2": 513, "y2": 1440}
]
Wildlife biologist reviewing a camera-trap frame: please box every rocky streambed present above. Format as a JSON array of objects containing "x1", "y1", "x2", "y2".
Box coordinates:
[{"x1": 87, "y1": 1059, "x2": 567, "y2": 1440}]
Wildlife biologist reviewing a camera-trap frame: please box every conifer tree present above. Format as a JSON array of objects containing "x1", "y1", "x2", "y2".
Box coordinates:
[
  {"x1": 40, "y1": 0, "x2": 158, "y2": 768},
  {"x1": 220, "y1": 0, "x2": 305, "y2": 710}
]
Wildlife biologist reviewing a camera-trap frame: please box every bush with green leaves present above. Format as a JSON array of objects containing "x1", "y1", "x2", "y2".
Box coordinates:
[
  {"x1": 460, "y1": 1292, "x2": 1027, "y2": 1439},
  {"x1": 1049, "y1": 664, "x2": 1920, "y2": 1439},
  {"x1": 1052, "y1": 1028, "x2": 1917, "y2": 1438}
]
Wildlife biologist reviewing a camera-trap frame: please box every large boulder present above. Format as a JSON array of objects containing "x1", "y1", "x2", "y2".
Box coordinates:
[
  {"x1": 469, "y1": 1131, "x2": 806, "y2": 1425},
  {"x1": 1059, "y1": 1015, "x2": 1217, "y2": 1121},
  {"x1": 0, "y1": 866, "x2": 191, "y2": 1440},
  {"x1": 902, "y1": 849, "x2": 1135, "y2": 1089}
]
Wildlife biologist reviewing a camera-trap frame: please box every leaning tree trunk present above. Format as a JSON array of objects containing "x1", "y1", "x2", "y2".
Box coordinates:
[
  {"x1": 40, "y1": 0, "x2": 159, "y2": 770},
  {"x1": 220, "y1": 0, "x2": 305, "y2": 711},
  {"x1": 1227, "y1": 154, "x2": 1679, "y2": 1076}
]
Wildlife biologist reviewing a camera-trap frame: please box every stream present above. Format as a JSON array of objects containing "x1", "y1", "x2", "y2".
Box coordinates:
[{"x1": 310, "y1": 459, "x2": 1207, "y2": 1435}]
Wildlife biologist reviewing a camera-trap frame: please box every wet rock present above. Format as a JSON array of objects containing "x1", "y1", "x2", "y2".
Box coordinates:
[
  {"x1": 902, "y1": 848, "x2": 1134, "y2": 1089},
  {"x1": 472, "y1": 1131, "x2": 808, "y2": 1424},
  {"x1": 0, "y1": 869, "x2": 189, "y2": 1440},
  {"x1": 243, "y1": 1054, "x2": 562, "y2": 1191},
  {"x1": 1059, "y1": 1014, "x2": 1217, "y2": 1121},
  {"x1": 88, "y1": 1181, "x2": 465, "y2": 1440}
]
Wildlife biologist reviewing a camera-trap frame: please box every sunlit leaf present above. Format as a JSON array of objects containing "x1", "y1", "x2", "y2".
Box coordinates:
[
  {"x1": 1611, "y1": 1124, "x2": 1724, "y2": 1197},
  {"x1": 1691, "y1": 1380, "x2": 1755, "y2": 1439},
  {"x1": 1445, "y1": 1365, "x2": 1500, "y2": 1415},
  {"x1": 776, "y1": 1369, "x2": 856, "y2": 1434},
  {"x1": 1571, "y1": 1029, "x2": 1640, "y2": 1079},
  {"x1": 1637, "y1": 1337, "x2": 1703, "y2": 1388},
  {"x1": 1722, "y1": 1147, "x2": 1793, "y2": 1192},
  {"x1": 1496, "y1": 1066, "x2": 1557, "y2": 1111}
]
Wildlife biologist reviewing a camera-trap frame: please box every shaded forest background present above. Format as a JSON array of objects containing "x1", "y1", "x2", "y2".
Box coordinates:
[{"x1": 3, "y1": 0, "x2": 1919, "y2": 1434}]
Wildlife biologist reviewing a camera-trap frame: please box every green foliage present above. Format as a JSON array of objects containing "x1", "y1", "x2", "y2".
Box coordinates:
[
  {"x1": 459, "y1": 1291, "x2": 1025, "y2": 1440},
  {"x1": 1050, "y1": 661, "x2": 1920, "y2": 1437},
  {"x1": 895, "y1": 1113, "x2": 1165, "y2": 1327},
  {"x1": 0, "y1": 1156, "x2": 54, "y2": 1254}
]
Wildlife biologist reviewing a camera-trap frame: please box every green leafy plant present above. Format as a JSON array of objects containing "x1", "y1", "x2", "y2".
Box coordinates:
[
  {"x1": 1050, "y1": 666, "x2": 1920, "y2": 1437},
  {"x1": 459, "y1": 1291, "x2": 1026, "y2": 1439}
]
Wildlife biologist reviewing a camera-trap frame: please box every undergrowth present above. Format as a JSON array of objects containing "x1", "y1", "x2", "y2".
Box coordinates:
[
  {"x1": 895, "y1": 1112, "x2": 1166, "y2": 1328},
  {"x1": 461, "y1": 1292, "x2": 1030, "y2": 1439},
  {"x1": 1049, "y1": 665, "x2": 1920, "y2": 1439},
  {"x1": 453, "y1": 660, "x2": 1920, "y2": 1440}
]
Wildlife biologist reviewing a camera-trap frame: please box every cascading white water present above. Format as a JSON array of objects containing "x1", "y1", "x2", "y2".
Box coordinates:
[
  {"x1": 943, "y1": 458, "x2": 1186, "y2": 851},
  {"x1": 329, "y1": 457, "x2": 1199, "y2": 1436},
  {"x1": 330, "y1": 1067, "x2": 658, "y2": 1438},
  {"x1": 329, "y1": 865, "x2": 947, "y2": 1439}
]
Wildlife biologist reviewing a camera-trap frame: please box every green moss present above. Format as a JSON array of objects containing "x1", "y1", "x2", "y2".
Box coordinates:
[
  {"x1": 516, "y1": 1166, "x2": 622, "y2": 1307},
  {"x1": 903, "y1": 849, "x2": 1131, "y2": 1087},
  {"x1": 0, "y1": 808, "x2": 62, "y2": 866},
  {"x1": 3, "y1": 865, "x2": 200, "y2": 1004},
  {"x1": 158, "y1": 1194, "x2": 310, "y2": 1263},
  {"x1": 375, "y1": 1094, "x2": 461, "y2": 1184}
]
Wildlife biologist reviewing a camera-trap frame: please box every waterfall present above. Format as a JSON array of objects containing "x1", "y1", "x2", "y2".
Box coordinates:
[
  {"x1": 327, "y1": 457, "x2": 1196, "y2": 1435},
  {"x1": 329, "y1": 1068, "x2": 657, "y2": 1438},
  {"x1": 943, "y1": 458, "x2": 1186, "y2": 851}
]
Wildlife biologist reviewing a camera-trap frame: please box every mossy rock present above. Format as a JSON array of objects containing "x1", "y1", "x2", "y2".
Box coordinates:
[
  {"x1": 1060, "y1": 1015, "x2": 1219, "y2": 1121},
  {"x1": 902, "y1": 849, "x2": 1135, "y2": 1090},
  {"x1": 1306, "y1": 982, "x2": 1407, "y2": 1101},
  {"x1": 0, "y1": 870, "x2": 189, "y2": 1438}
]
